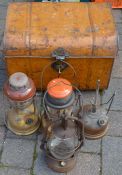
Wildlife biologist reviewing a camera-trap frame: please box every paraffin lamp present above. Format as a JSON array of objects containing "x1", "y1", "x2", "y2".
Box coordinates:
[
  {"x1": 83, "y1": 80, "x2": 115, "y2": 139},
  {"x1": 3, "y1": 72, "x2": 40, "y2": 135},
  {"x1": 41, "y1": 78, "x2": 84, "y2": 173}
]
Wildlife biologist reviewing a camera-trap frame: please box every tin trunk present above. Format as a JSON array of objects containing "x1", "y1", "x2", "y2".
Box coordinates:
[{"x1": 3, "y1": 2, "x2": 118, "y2": 90}]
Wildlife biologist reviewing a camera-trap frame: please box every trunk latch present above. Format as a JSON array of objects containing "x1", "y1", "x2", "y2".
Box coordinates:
[
  {"x1": 52, "y1": 47, "x2": 69, "y2": 60},
  {"x1": 52, "y1": 48, "x2": 69, "y2": 73}
]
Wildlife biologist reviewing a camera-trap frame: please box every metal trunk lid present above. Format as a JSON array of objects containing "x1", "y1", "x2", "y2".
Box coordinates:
[{"x1": 4, "y1": 2, "x2": 117, "y2": 58}]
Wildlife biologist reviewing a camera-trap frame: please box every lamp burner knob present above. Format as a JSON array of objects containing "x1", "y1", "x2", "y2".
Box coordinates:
[
  {"x1": 60, "y1": 161, "x2": 66, "y2": 167},
  {"x1": 98, "y1": 118, "x2": 108, "y2": 126}
]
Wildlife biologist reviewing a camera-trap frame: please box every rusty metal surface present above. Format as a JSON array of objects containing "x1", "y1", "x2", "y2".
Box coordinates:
[{"x1": 4, "y1": 2, "x2": 117, "y2": 57}]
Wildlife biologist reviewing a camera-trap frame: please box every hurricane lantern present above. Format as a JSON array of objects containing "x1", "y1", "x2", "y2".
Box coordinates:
[
  {"x1": 41, "y1": 78, "x2": 84, "y2": 173},
  {"x1": 3, "y1": 72, "x2": 40, "y2": 135}
]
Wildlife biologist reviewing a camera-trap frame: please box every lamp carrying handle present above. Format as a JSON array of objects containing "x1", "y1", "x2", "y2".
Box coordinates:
[
  {"x1": 67, "y1": 117, "x2": 85, "y2": 151},
  {"x1": 40, "y1": 48, "x2": 78, "y2": 92}
]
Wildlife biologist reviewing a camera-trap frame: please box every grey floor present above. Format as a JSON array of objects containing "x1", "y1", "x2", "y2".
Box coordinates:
[{"x1": 0, "y1": 1, "x2": 122, "y2": 175}]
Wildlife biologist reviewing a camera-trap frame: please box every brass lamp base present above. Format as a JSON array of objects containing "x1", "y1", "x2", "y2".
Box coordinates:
[
  {"x1": 5, "y1": 114, "x2": 40, "y2": 135},
  {"x1": 46, "y1": 153, "x2": 76, "y2": 173},
  {"x1": 84, "y1": 125, "x2": 109, "y2": 140}
]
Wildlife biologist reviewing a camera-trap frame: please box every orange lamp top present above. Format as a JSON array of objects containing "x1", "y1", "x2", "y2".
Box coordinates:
[{"x1": 47, "y1": 78, "x2": 73, "y2": 99}]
